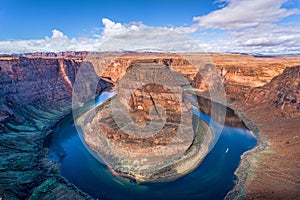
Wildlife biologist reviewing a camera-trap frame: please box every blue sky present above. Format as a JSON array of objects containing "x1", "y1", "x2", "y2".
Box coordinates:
[
  {"x1": 0, "y1": 0, "x2": 218, "y2": 40},
  {"x1": 0, "y1": 0, "x2": 299, "y2": 54}
]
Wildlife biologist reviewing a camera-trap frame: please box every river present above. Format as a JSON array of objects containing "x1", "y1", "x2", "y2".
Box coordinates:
[{"x1": 47, "y1": 90, "x2": 257, "y2": 200}]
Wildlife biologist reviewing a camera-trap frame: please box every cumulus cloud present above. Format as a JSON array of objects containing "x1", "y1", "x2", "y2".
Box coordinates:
[
  {"x1": 0, "y1": 18, "x2": 201, "y2": 54},
  {"x1": 100, "y1": 18, "x2": 197, "y2": 38},
  {"x1": 234, "y1": 25, "x2": 300, "y2": 47},
  {"x1": 101, "y1": 18, "x2": 147, "y2": 38},
  {"x1": 191, "y1": 0, "x2": 300, "y2": 54},
  {"x1": 94, "y1": 19, "x2": 199, "y2": 52},
  {"x1": 0, "y1": 29, "x2": 103, "y2": 54},
  {"x1": 197, "y1": 23, "x2": 300, "y2": 54},
  {"x1": 101, "y1": 18, "x2": 129, "y2": 37},
  {"x1": 193, "y1": 0, "x2": 299, "y2": 29},
  {"x1": 97, "y1": 27, "x2": 202, "y2": 52},
  {"x1": 51, "y1": 29, "x2": 67, "y2": 39}
]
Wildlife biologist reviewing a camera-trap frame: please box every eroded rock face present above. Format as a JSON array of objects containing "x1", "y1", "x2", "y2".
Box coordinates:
[
  {"x1": 246, "y1": 66, "x2": 300, "y2": 118},
  {"x1": 0, "y1": 57, "x2": 75, "y2": 132},
  {"x1": 90, "y1": 52, "x2": 300, "y2": 104},
  {"x1": 227, "y1": 66, "x2": 300, "y2": 200},
  {"x1": 106, "y1": 83, "x2": 183, "y2": 151},
  {"x1": 192, "y1": 54, "x2": 300, "y2": 102},
  {"x1": 89, "y1": 53, "x2": 199, "y2": 83},
  {"x1": 0, "y1": 56, "x2": 107, "y2": 199},
  {"x1": 78, "y1": 63, "x2": 213, "y2": 182}
]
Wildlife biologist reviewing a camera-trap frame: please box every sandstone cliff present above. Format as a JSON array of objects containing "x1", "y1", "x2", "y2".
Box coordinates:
[
  {"x1": 229, "y1": 66, "x2": 300, "y2": 199},
  {"x1": 245, "y1": 66, "x2": 300, "y2": 117},
  {"x1": 0, "y1": 56, "x2": 107, "y2": 199},
  {"x1": 89, "y1": 52, "x2": 300, "y2": 104}
]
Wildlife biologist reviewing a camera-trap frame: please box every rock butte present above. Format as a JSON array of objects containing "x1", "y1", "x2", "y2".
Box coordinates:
[
  {"x1": 0, "y1": 52, "x2": 299, "y2": 199},
  {"x1": 77, "y1": 63, "x2": 213, "y2": 182}
]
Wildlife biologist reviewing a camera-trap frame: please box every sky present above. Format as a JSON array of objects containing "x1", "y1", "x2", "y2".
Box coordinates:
[{"x1": 0, "y1": 0, "x2": 299, "y2": 54}]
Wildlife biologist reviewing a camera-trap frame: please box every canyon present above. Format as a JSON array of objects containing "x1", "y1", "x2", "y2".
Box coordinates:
[{"x1": 0, "y1": 52, "x2": 299, "y2": 199}]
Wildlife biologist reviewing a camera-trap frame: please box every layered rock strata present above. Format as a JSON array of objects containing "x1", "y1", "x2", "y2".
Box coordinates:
[
  {"x1": 78, "y1": 63, "x2": 213, "y2": 182},
  {"x1": 0, "y1": 56, "x2": 108, "y2": 199}
]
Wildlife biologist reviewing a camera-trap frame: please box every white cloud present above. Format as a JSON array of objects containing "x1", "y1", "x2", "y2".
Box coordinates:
[
  {"x1": 97, "y1": 19, "x2": 200, "y2": 52},
  {"x1": 101, "y1": 18, "x2": 128, "y2": 37},
  {"x1": 196, "y1": 23, "x2": 300, "y2": 54},
  {"x1": 97, "y1": 27, "x2": 202, "y2": 52},
  {"x1": 191, "y1": 0, "x2": 300, "y2": 54},
  {"x1": 0, "y1": 18, "x2": 201, "y2": 54},
  {"x1": 193, "y1": 0, "x2": 299, "y2": 29},
  {"x1": 0, "y1": 29, "x2": 101, "y2": 54},
  {"x1": 167, "y1": 25, "x2": 198, "y2": 35},
  {"x1": 101, "y1": 18, "x2": 148, "y2": 38},
  {"x1": 234, "y1": 25, "x2": 300, "y2": 47},
  {"x1": 100, "y1": 18, "x2": 197, "y2": 38},
  {"x1": 51, "y1": 29, "x2": 67, "y2": 39}
]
